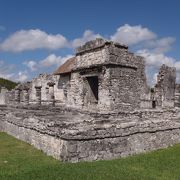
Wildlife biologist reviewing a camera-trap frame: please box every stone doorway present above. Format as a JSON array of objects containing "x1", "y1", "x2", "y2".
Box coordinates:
[
  {"x1": 86, "y1": 76, "x2": 99, "y2": 104},
  {"x1": 152, "y1": 100, "x2": 156, "y2": 108}
]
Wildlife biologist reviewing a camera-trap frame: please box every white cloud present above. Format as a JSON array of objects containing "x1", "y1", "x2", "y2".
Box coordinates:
[
  {"x1": 0, "y1": 61, "x2": 15, "y2": 79},
  {"x1": 111, "y1": 24, "x2": 156, "y2": 45},
  {"x1": 144, "y1": 37, "x2": 175, "y2": 53},
  {"x1": 23, "y1": 61, "x2": 38, "y2": 71},
  {"x1": 0, "y1": 29, "x2": 68, "y2": 52},
  {"x1": 72, "y1": 30, "x2": 102, "y2": 48},
  {"x1": 16, "y1": 71, "x2": 29, "y2": 82},
  {"x1": 40, "y1": 54, "x2": 71, "y2": 67},
  {"x1": 137, "y1": 49, "x2": 175, "y2": 67},
  {"x1": 0, "y1": 61, "x2": 30, "y2": 82},
  {"x1": 24, "y1": 54, "x2": 73, "y2": 71}
]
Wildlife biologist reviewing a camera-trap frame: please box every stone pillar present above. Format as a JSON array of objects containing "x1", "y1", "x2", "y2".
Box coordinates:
[
  {"x1": 35, "y1": 86, "x2": 42, "y2": 105},
  {"x1": 23, "y1": 87, "x2": 29, "y2": 105},
  {"x1": 14, "y1": 88, "x2": 21, "y2": 103},
  {"x1": 47, "y1": 82, "x2": 55, "y2": 106}
]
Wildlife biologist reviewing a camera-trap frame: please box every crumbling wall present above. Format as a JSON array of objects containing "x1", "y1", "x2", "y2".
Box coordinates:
[
  {"x1": 175, "y1": 84, "x2": 180, "y2": 107},
  {"x1": 0, "y1": 106, "x2": 180, "y2": 162},
  {"x1": 67, "y1": 72, "x2": 84, "y2": 109},
  {"x1": 0, "y1": 87, "x2": 8, "y2": 105},
  {"x1": 29, "y1": 74, "x2": 57, "y2": 105},
  {"x1": 155, "y1": 64, "x2": 176, "y2": 108},
  {"x1": 69, "y1": 38, "x2": 148, "y2": 112},
  {"x1": 55, "y1": 74, "x2": 70, "y2": 104}
]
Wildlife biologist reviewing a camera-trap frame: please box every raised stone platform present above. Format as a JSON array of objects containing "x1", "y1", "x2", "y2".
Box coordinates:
[{"x1": 0, "y1": 105, "x2": 180, "y2": 162}]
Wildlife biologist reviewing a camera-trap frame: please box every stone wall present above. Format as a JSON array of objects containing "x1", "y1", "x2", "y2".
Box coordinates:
[
  {"x1": 0, "y1": 87, "x2": 8, "y2": 105},
  {"x1": 29, "y1": 74, "x2": 54, "y2": 104},
  {"x1": 27, "y1": 73, "x2": 67, "y2": 105},
  {"x1": 68, "y1": 39, "x2": 148, "y2": 112},
  {"x1": 175, "y1": 84, "x2": 180, "y2": 107},
  {"x1": 56, "y1": 74, "x2": 70, "y2": 104},
  {"x1": 155, "y1": 64, "x2": 176, "y2": 108},
  {"x1": 0, "y1": 105, "x2": 180, "y2": 162}
]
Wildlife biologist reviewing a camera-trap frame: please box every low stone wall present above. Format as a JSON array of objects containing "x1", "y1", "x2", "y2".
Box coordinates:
[
  {"x1": 0, "y1": 105, "x2": 180, "y2": 162},
  {"x1": 3, "y1": 121, "x2": 64, "y2": 160}
]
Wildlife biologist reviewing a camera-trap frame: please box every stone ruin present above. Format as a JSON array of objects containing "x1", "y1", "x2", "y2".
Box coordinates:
[{"x1": 0, "y1": 38, "x2": 180, "y2": 162}]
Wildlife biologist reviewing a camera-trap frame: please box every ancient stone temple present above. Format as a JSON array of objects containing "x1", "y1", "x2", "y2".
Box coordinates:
[
  {"x1": 0, "y1": 38, "x2": 180, "y2": 162},
  {"x1": 67, "y1": 39, "x2": 146, "y2": 112}
]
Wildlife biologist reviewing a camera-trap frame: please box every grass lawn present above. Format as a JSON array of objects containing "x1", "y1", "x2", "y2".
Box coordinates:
[{"x1": 0, "y1": 132, "x2": 180, "y2": 180}]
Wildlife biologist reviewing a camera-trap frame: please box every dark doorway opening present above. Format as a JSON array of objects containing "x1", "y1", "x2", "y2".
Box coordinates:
[
  {"x1": 152, "y1": 100, "x2": 156, "y2": 108},
  {"x1": 86, "y1": 76, "x2": 98, "y2": 103}
]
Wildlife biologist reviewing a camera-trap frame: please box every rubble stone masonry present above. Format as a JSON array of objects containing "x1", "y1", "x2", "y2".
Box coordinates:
[{"x1": 0, "y1": 39, "x2": 180, "y2": 162}]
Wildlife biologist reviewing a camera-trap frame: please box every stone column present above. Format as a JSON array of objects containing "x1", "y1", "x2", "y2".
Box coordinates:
[
  {"x1": 47, "y1": 82, "x2": 55, "y2": 106},
  {"x1": 23, "y1": 87, "x2": 29, "y2": 105},
  {"x1": 14, "y1": 87, "x2": 21, "y2": 103},
  {"x1": 35, "y1": 86, "x2": 42, "y2": 105}
]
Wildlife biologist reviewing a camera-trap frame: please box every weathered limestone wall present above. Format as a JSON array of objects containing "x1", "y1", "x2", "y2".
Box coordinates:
[
  {"x1": 155, "y1": 64, "x2": 176, "y2": 108},
  {"x1": 3, "y1": 122, "x2": 65, "y2": 159},
  {"x1": 55, "y1": 74, "x2": 70, "y2": 104},
  {"x1": 28, "y1": 74, "x2": 65, "y2": 105},
  {"x1": 29, "y1": 74, "x2": 54, "y2": 104},
  {"x1": 0, "y1": 106, "x2": 180, "y2": 162},
  {"x1": 175, "y1": 84, "x2": 180, "y2": 107},
  {"x1": 108, "y1": 66, "x2": 140, "y2": 111},
  {"x1": 0, "y1": 87, "x2": 8, "y2": 105},
  {"x1": 69, "y1": 39, "x2": 148, "y2": 112}
]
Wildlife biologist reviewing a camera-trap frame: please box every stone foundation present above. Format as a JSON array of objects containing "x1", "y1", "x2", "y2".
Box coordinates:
[{"x1": 0, "y1": 105, "x2": 180, "y2": 162}]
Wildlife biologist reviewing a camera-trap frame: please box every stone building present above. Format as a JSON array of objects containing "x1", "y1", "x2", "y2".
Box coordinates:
[
  {"x1": 59, "y1": 39, "x2": 147, "y2": 112},
  {"x1": 0, "y1": 38, "x2": 180, "y2": 163},
  {"x1": 2, "y1": 38, "x2": 179, "y2": 111},
  {"x1": 54, "y1": 57, "x2": 75, "y2": 103}
]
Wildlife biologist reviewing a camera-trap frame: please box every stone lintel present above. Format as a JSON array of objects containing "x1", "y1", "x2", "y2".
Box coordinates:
[
  {"x1": 35, "y1": 85, "x2": 42, "y2": 89},
  {"x1": 47, "y1": 82, "x2": 55, "y2": 86},
  {"x1": 72, "y1": 63, "x2": 137, "y2": 73}
]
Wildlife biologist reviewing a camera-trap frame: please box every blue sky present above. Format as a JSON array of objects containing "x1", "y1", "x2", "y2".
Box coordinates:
[{"x1": 0, "y1": 0, "x2": 180, "y2": 85}]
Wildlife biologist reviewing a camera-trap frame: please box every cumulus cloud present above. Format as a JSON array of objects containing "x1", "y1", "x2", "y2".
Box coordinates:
[
  {"x1": 23, "y1": 61, "x2": 38, "y2": 71},
  {"x1": 0, "y1": 29, "x2": 68, "y2": 52},
  {"x1": 72, "y1": 30, "x2": 102, "y2": 48},
  {"x1": 40, "y1": 54, "x2": 73, "y2": 67},
  {"x1": 0, "y1": 61, "x2": 15, "y2": 79},
  {"x1": 16, "y1": 71, "x2": 29, "y2": 82},
  {"x1": 144, "y1": 37, "x2": 175, "y2": 53},
  {"x1": 0, "y1": 61, "x2": 30, "y2": 82},
  {"x1": 137, "y1": 49, "x2": 175, "y2": 67},
  {"x1": 111, "y1": 24, "x2": 156, "y2": 45},
  {"x1": 24, "y1": 54, "x2": 73, "y2": 72}
]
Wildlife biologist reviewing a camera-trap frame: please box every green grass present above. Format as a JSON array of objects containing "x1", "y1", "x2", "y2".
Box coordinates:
[{"x1": 0, "y1": 132, "x2": 180, "y2": 180}]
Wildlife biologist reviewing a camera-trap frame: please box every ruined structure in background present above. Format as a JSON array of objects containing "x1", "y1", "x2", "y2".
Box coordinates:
[
  {"x1": 175, "y1": 84, "x2": 180, "y2": 107},
  {"x1": 0, "y1": 87, "x2": 8, "y2": 105},
  {"x1": 0, "y1": 38, "x2": 180, "y2": 162},
  {"x1": 154, "y1": 64, "x2": 176, "y2": 108},
  {"x1": 2, "y1": 38, "x2": 178, "y2": 111}
]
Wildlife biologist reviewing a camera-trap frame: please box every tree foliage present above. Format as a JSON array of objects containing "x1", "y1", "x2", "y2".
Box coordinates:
[{"x1": 0, "y1": 78, "x2": 17, "y2": 91}]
